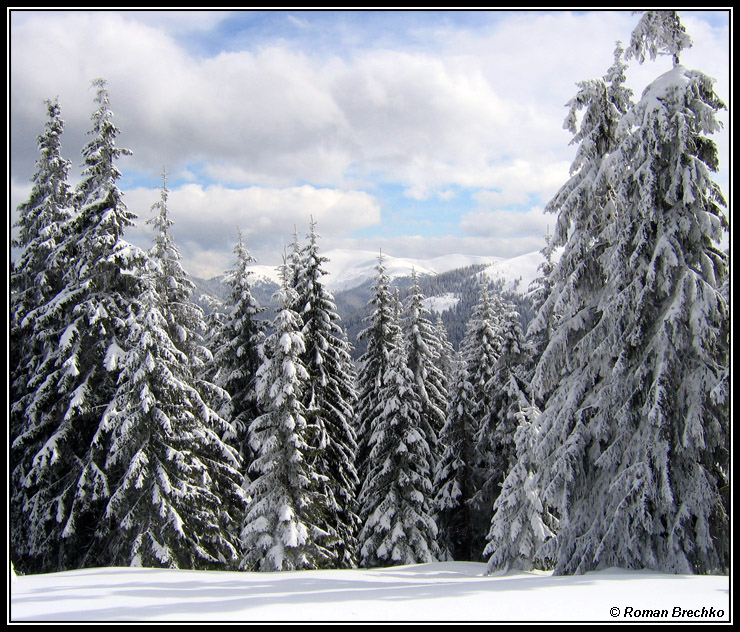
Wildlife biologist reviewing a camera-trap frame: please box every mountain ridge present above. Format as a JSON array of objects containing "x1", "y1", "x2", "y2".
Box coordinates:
[
  {"x1": 190, "y1": 248, "x2": 550, "y2": 356},
  {"x1": 194, "y1": 248, "x2": 544, "y2": 296}
]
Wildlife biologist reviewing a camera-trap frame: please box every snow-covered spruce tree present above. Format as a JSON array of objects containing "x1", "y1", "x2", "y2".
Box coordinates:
[
  {"x1": 535, "y1": 13, "x2": 729, "y2": 575},
  {"x1": 458, "y1": 281, "x2": 503, "y2": 561},
  {"x1": 284, "y1": 225, "x2": 304, "y2": 300},
  {"x1": 11, "y1": 79, "x2": 144, "y2": 572},
  {"x1": 484, "y1": 402, "x2": 555, "y2": 573},
  {"x1": 96, "y1": 266, "x2": 245, "y2": 569},
  {"x1": 147, "y1": 172, "x2": 205, "y2": 363},
  {"x1": 592, "y1": 21, "x2": 728, "y2": 574},
  {"x1": 524, "y1": 229, "x2": 557, "y2": 400},
  {"x1": 519, "y1": 43, "x2": 635, "y2": 575},
  {"x1": 147, "y1": 170, "x2": 231, "y2": 422},
  {"x1": 209, "y1": 231, "x2": 266, "y2": 467},
  {"x1": 531, "y1": 40, "x2": 633, "y2": 405},
  {"x1": 357, "y1": 292, "x2": 438, "y2": 567},
  {"x1": 625, "y1": 10, "x2": 692, "y2": 67},
  {"x1": 10, "y1": 98, "x2": 75, "y2": 572},
  {"x1": 476, "y1": 303, "x2": 532, "y2": 528},
  {"x1": 402, "y1": 270, "x2": 448, "y2": 470},
  {"x1": 240, "y1": 266, "x2": 333, "y2": 572},
  {"x1": 294, "y1": 220, "x2": 361, "y2": 568},
  {"x1": 355, "y1": 252, "x2": 398, "y2": 482},
  {"x1": 433, "y1": 356, "x2": 478, "y2": 561},
  {"x1": 433, "y1": 315, "x2": 455, "y2": 390},
  {"x1": 10, "y1": 98, "x2": 74, "y2": 401}
]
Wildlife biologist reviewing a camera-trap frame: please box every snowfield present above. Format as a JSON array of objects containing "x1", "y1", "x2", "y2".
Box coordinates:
[{"x1": 10, "y1": 562, "x2": 730, "y2": 623}]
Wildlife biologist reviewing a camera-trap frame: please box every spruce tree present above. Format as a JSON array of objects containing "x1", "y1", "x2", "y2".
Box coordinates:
[
  {"x1": 12, "y1": 79, "x2": 144, "y2": 571},
  {"x1": 357, "y1": 292, "x2": 438, "y2": 567},
  {"x1": 477, "y1": 303, "x2": 531, "y2": 527},
  {"x1": 10, "y1": 98, "x2": 75, "y2": 572},
  {"x1": 355, "y1": 252, "x2": 398, "y2": 481},
  {"x1": 240, "y1": 268, "x2": 333, "y2": 571},
  {"x1": 210, "y1": 231, "x2": 266, "y2": 466},
  {"x1": 433, "y1": 315, "x2": 455, "y2": 391},
  {"x1": 502, "y1": 42, "x2": 634, "y2": 576},
  {"x1": 147, "y1": 170, "x2": 231, "y2": 422},
  {"x1": 10, "y1": 98, "x2": 73, "y2": 398},
  {"x1": 433, "y1": 357, "x2": 478, "y2": 561},
  {"x1": 459, "y1": 282, "x2": 502, "y2": 561},
  {"x1": 518, "y1": 43, "x2": 636, "y2": 576},
  {"x1": 534, "y1": 12, "x2": 729, "y2": 575},
  {"x1": 484, "y1": 402, "x2": 555, "y2": 573},
  {"x1": 147, "y1": 172, "x2": 207, "y2": 362},
  {"x1": 295, "y1": 220, "x2": 361, "y2": 568},
  {"x1": 97, "y1": 269, "x2": 245, "y2": 569},
  {"x1": 402, "y1": 271, "x2": 448, "y2": 471}
]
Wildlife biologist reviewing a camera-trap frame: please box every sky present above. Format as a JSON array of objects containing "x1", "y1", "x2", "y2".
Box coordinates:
[{"x1": 8, "y1": 9, "x2": 731, "y2": 278}]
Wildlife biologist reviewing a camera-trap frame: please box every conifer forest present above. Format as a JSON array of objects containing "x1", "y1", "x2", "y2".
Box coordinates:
[{"x1": 10, "y1": 11, "x2": 729, "y2": 578}]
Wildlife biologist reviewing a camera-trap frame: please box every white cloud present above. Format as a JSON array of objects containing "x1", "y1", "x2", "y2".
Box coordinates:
[
  {"x1": 124, "y1": 183, "x2": 382, "y2": 276},
  {"x1": 328, "y1": 232, "x2": 547, "y2": 263},
  {"x1": 4, "y1": 11, "x2": 636, "y2": 193},
  {"x1": 460, "y1": 206, "x2": 551, "y2": 240},
  {"x1": 10, "y1": 10, "x2": 729, "y2": 270}
]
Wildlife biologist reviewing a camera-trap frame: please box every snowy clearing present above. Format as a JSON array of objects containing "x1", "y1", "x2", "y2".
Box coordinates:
[{"x1": 9, "y1": 562, "x2": 730, "y2": 623}]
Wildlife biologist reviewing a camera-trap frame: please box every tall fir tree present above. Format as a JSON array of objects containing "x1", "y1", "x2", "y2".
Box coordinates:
[
  {"x1": 517, "y1": 43, "x2": 636, "y2": 575},
  {"x1": 534, "y1": 12, "x2": 729, "y2": 575},
  {"x1": 477, "y1": 303, "x2": 532, "y2": 533},
  {"x1": 495, "y1": 42, "x2": 634, "y2": 576},
  {"x1": 402, "y1": 270, "x2": 448, "y2": 471},
  {"x1": 357, "y1": 291, "x2": 438, "y2": 567},
  {"x1": 355, "y1": 252, "x2": 398, "y2": 482},
  {"x1": 11, "y1": 79, "x2": 145, "y2": 572},
  {"x1": 10, "y1": 98, "x2": 75, "y2": 572},
  {"x1": 209, "y1": 231, "x2": 266, "y2": 467},
  {"x1": 484, "y1": 402, "x2": 555, "y2": 573},
  {"x1": 294, "y1": 220, "x2": 361, "y2": 568},
  {"x1": 10, "y1": 98, "x2": 74, "y2": 398},
  {"x1": 240, "y1": 265, "x2": 333, "y2": 571},
  {"x1": 95, "y1": 266, "x2": 245, "y2": 569},
  {"x1": 146, "y1": 169, "x2": 230, "y2": 422},
  {"x1": 433, "y1": 356, "x2": 478, "y2": 561},
  {"x1": 459, "y1": 281, "x2": 503, "y2": 561},
  {"x1": 433, "y1": 315, "x2": 455, "y2": 390}
]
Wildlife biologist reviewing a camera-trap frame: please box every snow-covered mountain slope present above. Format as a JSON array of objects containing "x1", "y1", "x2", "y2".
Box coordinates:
[
  {"x1": 423, "y1": 292, "x2": 460, "y2": 315},
  {"x1": 245, "y1": 249, "x2": 506, "y2": 294},
  {"x1": 191, "y1": 247, "x2": 557, "y2": 354},
  {"x1": 479, "y1": 250, "x2": 556, "y2": 295}
]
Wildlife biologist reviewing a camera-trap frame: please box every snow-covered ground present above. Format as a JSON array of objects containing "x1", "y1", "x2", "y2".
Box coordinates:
[{"x1": 9, "y1": 562, "x2": 730, "y2": 623}]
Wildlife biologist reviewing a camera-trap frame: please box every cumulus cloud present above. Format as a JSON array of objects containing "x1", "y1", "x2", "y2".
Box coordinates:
[
  {"x1": 10, "y1": 10, "x2": 729, "y2": 271},
  {"x1": 10, "y1": 10, "x2": 679, "y2": 194},
  {"x1": 123, "y1": 183, "x2": 382, "y2": 276}
]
